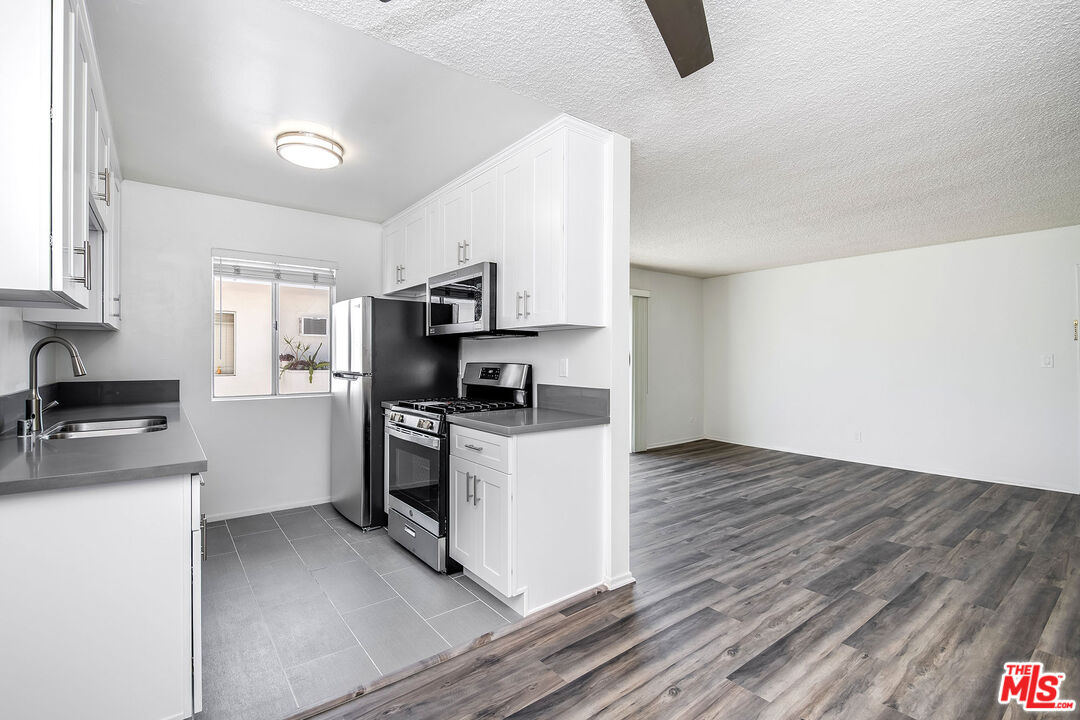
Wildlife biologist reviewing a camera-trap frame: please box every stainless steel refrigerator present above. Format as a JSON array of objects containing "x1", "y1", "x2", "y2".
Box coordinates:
[{"x1": 330, "y1": 297, "x2": 459, "y2": 528}]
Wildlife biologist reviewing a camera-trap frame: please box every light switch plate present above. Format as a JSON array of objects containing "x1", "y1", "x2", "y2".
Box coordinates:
[
  {"x1": 1041, "y1": 354, "x2": 1055, "y2": 368},
  {"x1": 558, "y1": 358, "x2": 569, "y2": 377}
]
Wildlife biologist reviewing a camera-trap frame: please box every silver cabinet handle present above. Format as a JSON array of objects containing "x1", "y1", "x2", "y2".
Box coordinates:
[
  {"x1": 473, "y1": 474, "x2": 480, "y2": 506},
  {"x1": 200, "y1": 513, "x2": 207, "y2": 560},
  {"x1": 465, "y1": 472, "x2": 473, "y2": 502},
  {"x1": 457, "y1": 242, "x2": 465, "y2": 264},
  {"x1": 403, "y1": 525, "x2": 416, "y2": 538},
  {"x1": 523, "y1": 290, "x2": 530, "y2": 318},
  {"x1": 464, "y1": 443, "x2": 484, "y2": 452},
  {"x1": 516, "y1": 291, "x2": 523, "y2": 319},
  {"x1": 463, "y1": 240, "x2": 470, "y2": 263},
  {"x1": 94, "y1": 168, "x2": 110, "y2": 206},
  {"x1": 110, "y1": 295, "x2": 121, "y2": 318},
  {"x1": 71, "y1": 240, "x2": 90, "y2": 289}
]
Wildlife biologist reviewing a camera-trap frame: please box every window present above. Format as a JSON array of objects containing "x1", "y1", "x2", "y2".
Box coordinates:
[
  {"x1": 213, "y1": 312, "x2": 236, "y2": 375},
  {"x1": 212, "y1": 251, "x2": 336, "y2": 399}
]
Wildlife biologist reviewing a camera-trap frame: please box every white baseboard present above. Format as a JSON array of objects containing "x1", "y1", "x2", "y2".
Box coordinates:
[
  {"x1": 702, "y1": 435, "x2": 1079, "y2": 496},
  {"x1": 646, "y1": 435, "x2": 705, "y2": 450},
  {"x1": 205, "y1": 496, "x2": 333, "y2": 523},
  {"x1": 604, "y1": 572, "x2": 636, "y2": 591}
]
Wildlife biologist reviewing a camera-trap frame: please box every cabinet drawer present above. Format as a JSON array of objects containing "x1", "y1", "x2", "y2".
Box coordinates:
[{"x1": 450, "y1": 425, "x2": 510, "y2": 473}]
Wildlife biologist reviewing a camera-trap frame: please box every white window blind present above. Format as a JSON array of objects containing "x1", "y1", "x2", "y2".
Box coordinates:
[{"x1": 211, "y1": 255, "x2": 336, "y2": 287}]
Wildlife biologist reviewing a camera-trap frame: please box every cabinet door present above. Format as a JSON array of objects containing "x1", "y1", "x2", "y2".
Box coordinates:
[
  {"x1": 401, "y1": 205, "x2": 428, "y2": 289},
  {"x1": 465, "y1": 167, "x2": 497, "y2": 265},
  {"x1": 381, "y1": 220, "x2": 404, "y2": 294},
  {"x1": 496, "y1": 147, "x2": 532, "y2": 330},
  {"x1": 106, "y1": 173, "x2": 122, "y2": 327},
  {"x1": 521, "y1": 131, "x2": 565, "y2": 327},
  {"x1": 86, "y1": 82, "x2": 110, "y2": 226},
  {"x1": 449, "y1": 456, "x2": 477, "y2": 567},
  {"x1": 434, "y1": 184, "x2": 467, "y2": 275},
  {"x1": 474, "y1": 464, "x2": 513, "y2": 596},
  {"x1": 64, "y1": 0, "x2": 91, "y2": 308}
]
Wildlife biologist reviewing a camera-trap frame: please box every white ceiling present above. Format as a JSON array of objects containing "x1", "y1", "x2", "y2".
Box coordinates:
[
  {"x1": 290, "y1": 0, "x2": 1080, "y2": 276},
  {"x1": 84, "y1": 0, "x2": 558, "y2": 223},
  {"x1": 88, "y1": 1, "x2": 1079, "y2": 277}
]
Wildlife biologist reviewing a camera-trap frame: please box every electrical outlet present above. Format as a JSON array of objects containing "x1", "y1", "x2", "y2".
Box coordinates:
[
  {"x1": 559, "y1": 358, "x2": 569, "y2": 377},
  {"x1": 853, "y1": 430, "x2": 863, "y2": 443},
  {"x1": 1041, "y1": 354, "x2": 1055, "y2": 368}
]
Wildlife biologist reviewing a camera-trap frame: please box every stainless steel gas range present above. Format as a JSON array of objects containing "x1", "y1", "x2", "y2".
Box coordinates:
[{"x1": 383, "y1": 362, "x2": 532, "y2": 572}]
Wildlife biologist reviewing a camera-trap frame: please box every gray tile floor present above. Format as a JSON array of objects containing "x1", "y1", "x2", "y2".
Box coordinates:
[{"x1": 202, "y1": 503, "x2": 520, "y2": 720}]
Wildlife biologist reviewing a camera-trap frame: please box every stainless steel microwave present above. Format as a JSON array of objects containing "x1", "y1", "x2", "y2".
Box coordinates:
[{"x1": 426, "y1": 262, "x2": 496, "y2": 336}]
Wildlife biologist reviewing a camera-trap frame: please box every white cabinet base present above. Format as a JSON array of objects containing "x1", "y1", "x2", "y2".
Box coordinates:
[
  {"x1": 449, "y1": 424, "x2": 606, "y2": 617},
  {"x1": 0, "y1": 475, "x2": 199, "y2": 720}
]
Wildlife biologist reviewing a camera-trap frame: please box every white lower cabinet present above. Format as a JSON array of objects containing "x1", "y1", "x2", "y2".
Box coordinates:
[
  {"x1": 0, "y1": 473, "x2": 202, "y2": 720},
  {"x1": 450, "y1": 455, "x2": 512, "y2": 595},
  {"x1": 448, "y1": 423, "x2": 606, "y2": 616}
]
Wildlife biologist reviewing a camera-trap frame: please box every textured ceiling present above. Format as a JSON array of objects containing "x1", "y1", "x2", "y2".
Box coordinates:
[
  {"x1": 85, "y1": 0, "x2": 557, "y2": 223},
  {"x1": 291, "y1": 0, "x2": 1080, "y2": 276}
]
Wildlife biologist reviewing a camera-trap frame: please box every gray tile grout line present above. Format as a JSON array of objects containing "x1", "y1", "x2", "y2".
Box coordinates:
[
  {"x1": 451, "y1": 576, "x2": 519, "y2": 624},
  {"x1": 220, "y1": 519, "x2": 301, "y2": 714},
  {"x1": 211, "y1": 505, "x2": 513, "y2": 710}
]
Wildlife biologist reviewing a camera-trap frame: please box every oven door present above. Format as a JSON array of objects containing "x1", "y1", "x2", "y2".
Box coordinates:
[
  {"x1": 426, "y1": 262, "x2": 494, "y2": 336},
  {"x1": 385, "y1": 423, "x2": 445, "y2": 536}
]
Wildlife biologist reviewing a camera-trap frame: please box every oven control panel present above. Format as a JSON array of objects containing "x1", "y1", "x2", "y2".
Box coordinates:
[{"x1": 386, "y1": 408, "x2": 442, "y2": 436}]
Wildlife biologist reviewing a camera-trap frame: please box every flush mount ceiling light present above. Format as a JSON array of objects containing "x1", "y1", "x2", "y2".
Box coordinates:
[{"x1": 275, "y1": 131, "x2": 344, "y2": 169}]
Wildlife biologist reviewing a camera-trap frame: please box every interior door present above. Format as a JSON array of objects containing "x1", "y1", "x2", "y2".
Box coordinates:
[
  {"x1": 475, "y1": 464, "x2": 512, "y2": 596},
  {"x1": 466, "y1": 167, "x2": 498, "y2": 265},
  {"x1": 449, "y1": 456, "x2": 476, "y2": 567}
]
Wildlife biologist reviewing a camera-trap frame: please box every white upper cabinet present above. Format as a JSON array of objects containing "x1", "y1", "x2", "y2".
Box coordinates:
[
  {"x1": 383, "y1": 203, "x2": 431, "y2": 296},
  {"x1": 1, "y1": 0, "x2": 120, "y2": 310},
  {"x1": 382, "y1": 219, "x2": 404, "y2": 295},
  {"x1": 382, "y1": 116, "x2": 611, "y2": 329},
  {"x1": 497, "y1": 127, "x2": 606, "y2": 330},
  {"x1": 466, "y1": 167, "x2": 499, "y2": 267},
  {"x1": 432, "y1": 183, "x2": 467, "y2": 276}
]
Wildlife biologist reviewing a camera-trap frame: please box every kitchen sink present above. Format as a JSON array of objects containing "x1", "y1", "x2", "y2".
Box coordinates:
[{"x1": 40, "y1": 416, "x2": 168, "y2": 440}]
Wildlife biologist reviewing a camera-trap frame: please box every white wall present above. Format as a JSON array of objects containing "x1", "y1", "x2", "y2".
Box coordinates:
[
  {"x1": 0, "y1": 308, "x2": 55, "y2": 396},
  {"x1": 62, "y1": 181, "x2": 383, "y2": 518},
  {"x1": 704, "y1": 225, "x2": 1080, "y2": 494},
  {"x1": 629, "y1": 267, "x2": 705, "y2": 448}
]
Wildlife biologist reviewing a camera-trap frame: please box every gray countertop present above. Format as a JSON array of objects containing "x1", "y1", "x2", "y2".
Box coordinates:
[
  {"x1": 447, "y1": 407, "x2": 609, "y2": 436},
  {"x1": 0, "y1": 402, "x2": 208, "y2": 496}
]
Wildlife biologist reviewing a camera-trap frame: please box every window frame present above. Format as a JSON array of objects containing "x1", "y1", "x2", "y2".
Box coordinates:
[{"x1": 211, "y1": 251, "x2": 336, "y2": 402}]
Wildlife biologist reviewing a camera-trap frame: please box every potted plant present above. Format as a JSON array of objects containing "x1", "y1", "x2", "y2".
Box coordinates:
[{"x1": 279, "y1": 336, "x2": 330, "y2": 384}]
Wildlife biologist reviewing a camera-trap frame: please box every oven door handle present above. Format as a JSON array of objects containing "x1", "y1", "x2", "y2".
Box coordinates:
[{"x1": 387, "y1": 424, "x2": 442, "y2": 450}]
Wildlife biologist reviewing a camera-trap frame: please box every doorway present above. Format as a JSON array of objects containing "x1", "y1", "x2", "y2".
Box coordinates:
[{"x1": 630, "y1": 290, "x2": 650, "y2": 453}]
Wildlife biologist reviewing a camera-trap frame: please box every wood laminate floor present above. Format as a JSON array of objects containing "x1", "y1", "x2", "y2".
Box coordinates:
[{"x1": 310, "y1": 440, "x2": 1080, "y2": 720}]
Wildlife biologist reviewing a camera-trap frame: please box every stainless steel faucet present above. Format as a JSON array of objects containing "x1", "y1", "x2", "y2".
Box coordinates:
[{"x1": 19, "y1": 336, "x2": 87, "y2": 436}]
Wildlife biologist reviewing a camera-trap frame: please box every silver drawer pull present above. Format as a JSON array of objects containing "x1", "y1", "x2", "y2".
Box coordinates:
[
  {"x1": 70, "y1": 240, "x2": 91, "y2": 289},
  {"x1": 403, "y1": 525, "x2": 416, "y2": 538},
  {"x1": 463, "y1": 443, "x2": 484, "y2": 452},
  {"x1": 473, "y1": 474, "x2": 480, "y2": 506},
  {"x1": 516, "y1": 291, "x2": 523, "y2": 319},
  {"x1": 465, "y1": 472, "x2": 473, "y2": 502}
]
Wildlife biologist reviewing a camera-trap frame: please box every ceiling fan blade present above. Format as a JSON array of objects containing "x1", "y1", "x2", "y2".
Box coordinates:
[{"x1": 643, "y1": 0, "x2": 714, "y2": 78}]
